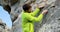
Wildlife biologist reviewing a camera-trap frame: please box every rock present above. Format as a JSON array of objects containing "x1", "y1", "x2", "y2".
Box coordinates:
[
  {"x1": 1, "y1": 0, "x2": 60, "y2": 32},
  {"x1": 0, "y1": 19, "x2": 12, "y2": 32}
]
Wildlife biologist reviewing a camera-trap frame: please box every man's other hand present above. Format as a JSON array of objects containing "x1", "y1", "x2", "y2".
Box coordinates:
[{"x1": 42, "y1": 9, "x2": 48, "y2": 15}]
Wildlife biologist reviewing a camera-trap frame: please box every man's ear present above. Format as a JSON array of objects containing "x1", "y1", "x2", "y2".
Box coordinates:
[{"x1": 3, "y1": 5, "x2": 11, "y2": 14}]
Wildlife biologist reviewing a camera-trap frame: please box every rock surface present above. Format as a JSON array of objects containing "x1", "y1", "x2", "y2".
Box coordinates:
[{"x1": 0, "y1": 0, "x2": 60, "y2": 32}]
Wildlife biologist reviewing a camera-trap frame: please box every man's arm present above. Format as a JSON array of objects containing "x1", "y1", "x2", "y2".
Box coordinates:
[
  {"x1": 25, "y1": 10, "x2": 48, "y2": 22},
  {"x1": 25, "y1": 13, "x2": 43, "y2": 22},
  {"x1": 31, "y1": 3, "x2": 46, "y2": 16},
  {"x1": 31, "y1": 8, "x2": 40, "y2": 16}
]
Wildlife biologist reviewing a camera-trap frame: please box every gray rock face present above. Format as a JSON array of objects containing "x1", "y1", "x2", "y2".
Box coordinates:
[
  {"x1": 13, "y1": 14, "x2": 22, "y2": 32},
  {"x1": 35, "y1": 0, "x2": 60, "y2": 32},
  {"x1": 38, "y1": 7, "x2": 60, "y2": 32},
  {"x1": 0, "y1": 19, "x2": 5, "y2": 32}
]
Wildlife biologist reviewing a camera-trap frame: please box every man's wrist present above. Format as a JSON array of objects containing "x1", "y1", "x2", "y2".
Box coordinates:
[{"x1": 42, "y1": 12, "x2": 44, "y2": 15}]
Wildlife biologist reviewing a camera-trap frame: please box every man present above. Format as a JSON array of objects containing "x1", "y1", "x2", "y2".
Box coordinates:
[{"x1": 22, "y1": 3, "x2": 48, "y2": 32}]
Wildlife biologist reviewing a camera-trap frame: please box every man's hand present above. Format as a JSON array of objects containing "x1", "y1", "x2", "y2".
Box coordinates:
[{"x1": 42, "y1": 9, "x2": 48, "y2": 15}]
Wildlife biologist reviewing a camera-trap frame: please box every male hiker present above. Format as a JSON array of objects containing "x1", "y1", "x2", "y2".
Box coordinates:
[{"x1": 22, "y1": 3, "x2": 48, "y2": 32}]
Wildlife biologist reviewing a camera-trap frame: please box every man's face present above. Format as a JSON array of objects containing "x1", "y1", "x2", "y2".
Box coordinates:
[{"x1": 28, "y1": 7, "x2": 32, "y2": 13}]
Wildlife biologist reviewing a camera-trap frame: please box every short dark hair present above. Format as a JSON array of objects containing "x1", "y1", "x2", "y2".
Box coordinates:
[
  {"x1": 23, "y1": 4, "x2": 31, "y2": 11},
  {"x1": 3, "y1": 5, "x2": 11, "y2": 14}
]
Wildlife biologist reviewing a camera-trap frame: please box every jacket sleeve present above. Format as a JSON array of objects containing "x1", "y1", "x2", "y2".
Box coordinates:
[
  {"x1": 31, "y1": 8, "x2": 40, "y2": 16},
  {"x1": 25, "y1": 13, "x2": 43, "y2": 22}
]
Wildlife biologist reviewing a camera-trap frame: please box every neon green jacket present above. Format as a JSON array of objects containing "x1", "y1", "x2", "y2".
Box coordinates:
[{"x1": 22, "y1": 8, "x2": 43, "y2": 32}]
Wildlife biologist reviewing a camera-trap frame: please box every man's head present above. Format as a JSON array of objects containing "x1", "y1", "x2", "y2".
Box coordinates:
[
  {"x1": 23, "y1": 4, "x2": 32, "y2": 13},
  {"x1": 3, "y1": 5, "x2": 11, "y2": 14}
]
